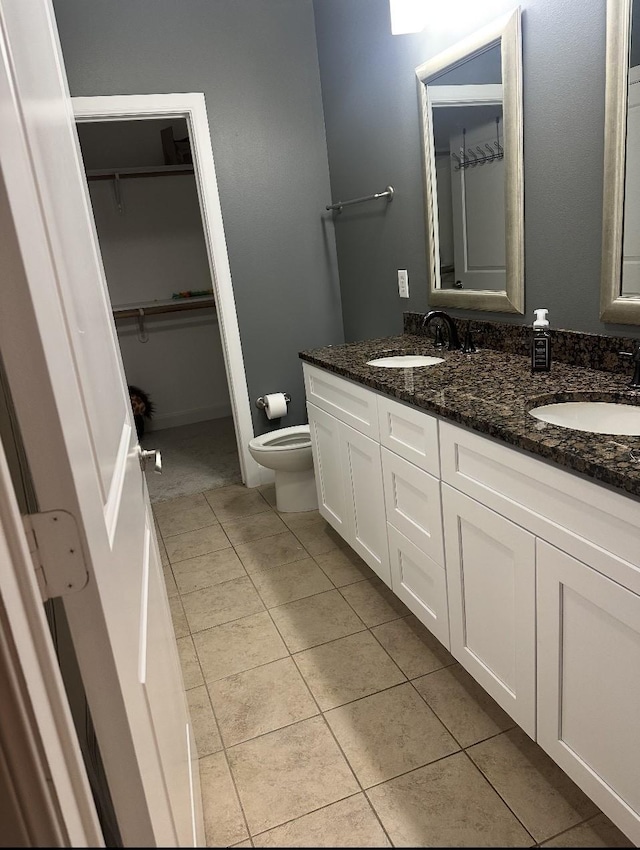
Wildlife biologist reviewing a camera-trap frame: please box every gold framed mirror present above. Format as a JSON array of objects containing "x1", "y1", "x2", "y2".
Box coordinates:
[
  {"x1": 601, "y1": 0, "x2": 640, "y2": 323},
  {"x1": 416, "y1": 7, "x2": 524, "y2": 313}
]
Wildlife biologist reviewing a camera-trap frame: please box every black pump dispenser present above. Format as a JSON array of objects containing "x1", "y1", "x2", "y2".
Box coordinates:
[{"x1": 531, "y1": 308, "x2": 551, "y2": 373}]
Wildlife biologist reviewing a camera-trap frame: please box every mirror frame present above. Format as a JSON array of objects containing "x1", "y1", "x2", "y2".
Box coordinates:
[
  {"x1": 416, "y1": 7, "x2": 524, "y2": 314},
  {"x1": 600, "y1": 0, "x2": 640, "y2": 323}
]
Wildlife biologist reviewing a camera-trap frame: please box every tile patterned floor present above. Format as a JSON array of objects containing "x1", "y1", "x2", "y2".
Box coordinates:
[{"x1": 154, "y1": 484, "x2": 633, "y2": 848}]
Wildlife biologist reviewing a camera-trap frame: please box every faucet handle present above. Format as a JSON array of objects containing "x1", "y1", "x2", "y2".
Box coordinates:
[
  {"x1": 618, "y1": 341, "x2": 640, "y2": 388},
  {"x1": 462, "y1": 323, "x2": 477, "y2": 354},
  {"x1": 618, "y1": 340, "x2": 640, "y2": 361}
]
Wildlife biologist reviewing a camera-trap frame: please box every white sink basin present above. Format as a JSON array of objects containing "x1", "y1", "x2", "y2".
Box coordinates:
[
  {"x1": 367, "y1": 355, "x2": 444, "y2": 368},
  {"x1": 529, "y1": 401, "x2": 640, "y2": 436}
]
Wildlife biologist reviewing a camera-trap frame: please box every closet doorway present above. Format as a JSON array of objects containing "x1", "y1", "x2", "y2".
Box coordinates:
[{"x1": 73, "y1": 94, "x2": 260, "y2": 500}]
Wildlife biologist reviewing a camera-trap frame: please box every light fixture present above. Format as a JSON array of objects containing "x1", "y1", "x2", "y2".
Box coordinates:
[
  {"x1": 390, "y1": 1, "x2": 510, "y2": 36},
  {"x1": 389, "y1": 0, "x2": 427, "y2": 35}
]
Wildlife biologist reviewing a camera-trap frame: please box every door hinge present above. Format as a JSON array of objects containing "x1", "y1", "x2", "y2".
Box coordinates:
[{"x1": 22, "y1": 511, "x2": 89, "y2": 602}]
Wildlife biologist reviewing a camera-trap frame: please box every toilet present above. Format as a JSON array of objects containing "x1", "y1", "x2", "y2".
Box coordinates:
[{"x1": 248, "y1": 425, "x2": 318, "y2": 513}]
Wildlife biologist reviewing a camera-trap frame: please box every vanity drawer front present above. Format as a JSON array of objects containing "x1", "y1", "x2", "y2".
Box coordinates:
[
  {"x1": 440, "y1": 421, "x2": 640, "y2": 593},
  {"x1": 378, "y1": 395, "x2": 440, "y2": 476},
  {"x1": 387, "y1": 524, "x2": 450, "y2": 649},
  {"x1": 303, "y1": 363, "x2": 379, "y2": 439},
  {"x1": 382, "y1": 448, "x2": 444, "y2": 567}
]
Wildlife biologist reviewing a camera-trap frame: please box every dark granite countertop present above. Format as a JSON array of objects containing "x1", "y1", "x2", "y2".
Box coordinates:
[{"x1": 299, "y1": 334, "x2": 640, "y2": 501}]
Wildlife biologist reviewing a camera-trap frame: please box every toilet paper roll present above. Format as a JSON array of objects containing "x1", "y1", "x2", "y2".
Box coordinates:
[{"x1": 263, "y1": 392, "x2": 288, "y2": 419}]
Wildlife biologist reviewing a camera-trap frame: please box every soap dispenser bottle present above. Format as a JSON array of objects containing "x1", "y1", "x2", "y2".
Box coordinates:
[{"x1": 531, "y1": 309, "x2": 551, "y2": 373}]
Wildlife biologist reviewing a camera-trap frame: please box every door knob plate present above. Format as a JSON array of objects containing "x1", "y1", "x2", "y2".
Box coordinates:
[{"x1": 138, "y1": 447, "x2": 162, "y2": 474}]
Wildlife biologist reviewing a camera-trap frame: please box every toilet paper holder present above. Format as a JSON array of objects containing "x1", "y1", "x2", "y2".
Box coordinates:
[{"x1": 256, "y1": 393, "x2": 291, "y2": 410}]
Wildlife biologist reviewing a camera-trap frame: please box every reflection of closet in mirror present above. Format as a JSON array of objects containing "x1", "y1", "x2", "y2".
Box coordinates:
[
  {"x1": 433, "y1": 102, "x2": 505, "y2": 291},
  {"x1": 622, "y1": 3, "x2": 640, "y2": 295},
  {"x1": 623, "y1": 67, "x2": 640, "y2": 295},
  {"x1": 77, "y1": 119, "x2": 241, "y2": 500},
  {"x1": 601, "y1": 0, "x2": 640, "y2": 321}
]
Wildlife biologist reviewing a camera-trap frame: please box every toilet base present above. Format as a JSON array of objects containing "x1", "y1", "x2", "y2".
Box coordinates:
[{"x1": 275, "y1": 468, "x2": 318, "y2": 513}]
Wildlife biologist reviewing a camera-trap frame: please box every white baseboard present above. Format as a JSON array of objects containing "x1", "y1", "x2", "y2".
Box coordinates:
[{"x1": 148, "y1": 403, "x2": 232, "y2": 431}]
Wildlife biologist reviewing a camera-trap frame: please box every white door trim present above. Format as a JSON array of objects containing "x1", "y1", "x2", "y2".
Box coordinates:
[{"x1": 72, "y1": 93, "x2": 261, "y2": 487}]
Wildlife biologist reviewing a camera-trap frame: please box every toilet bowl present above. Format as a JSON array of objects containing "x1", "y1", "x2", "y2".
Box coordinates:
[{"x1": 248, "y1": 425, "x2": 318, "y2": 513}]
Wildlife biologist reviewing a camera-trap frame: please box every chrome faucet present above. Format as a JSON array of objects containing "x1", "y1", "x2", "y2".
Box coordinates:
[
  {"x1": 421, "y1": 310, "x2": 461, "y2": 351},
  {"x1": 618, "y1": 341, "x2": 640, "y2": 389}
]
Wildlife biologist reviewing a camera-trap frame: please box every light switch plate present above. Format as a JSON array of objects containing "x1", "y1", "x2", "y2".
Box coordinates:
[{"x1": 398, "y1": 269, "x2": 409, "y2": 298}]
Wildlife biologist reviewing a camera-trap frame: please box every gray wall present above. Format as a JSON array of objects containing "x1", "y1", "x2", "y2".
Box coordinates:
[
  {"x1": 314, "y1": 0, "x2": 640, "y2": 342},
  {"x1": 53, "y1": 0, "x2": 344, "y2": 434}
]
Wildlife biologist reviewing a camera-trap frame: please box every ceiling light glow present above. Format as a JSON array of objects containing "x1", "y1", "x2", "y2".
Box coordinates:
[
  {"x1": 389, "y1": 0, "x2": 428, "y2": 35},
  {"x1": 390, "y1": 1, "x2": 510, "y2": 36}
]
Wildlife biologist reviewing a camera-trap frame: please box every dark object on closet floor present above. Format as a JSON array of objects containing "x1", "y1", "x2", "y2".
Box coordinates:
[{"x1": 128, "y1": 385, "x2": 154, "y2": 439}]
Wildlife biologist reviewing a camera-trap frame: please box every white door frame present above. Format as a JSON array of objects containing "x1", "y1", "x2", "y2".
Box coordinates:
[{"x1": 72, "y1": 93, "x2": 261, "y2": 488}]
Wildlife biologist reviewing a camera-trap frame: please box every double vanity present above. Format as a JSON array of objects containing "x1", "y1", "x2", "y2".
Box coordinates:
[{"x1": 300, "y1": 328, "x2": 640, "y2": 845}]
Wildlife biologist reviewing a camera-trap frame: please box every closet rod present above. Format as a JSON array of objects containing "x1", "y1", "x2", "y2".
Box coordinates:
[
  {"x1": 326, "y1": 185, "x2": 394, "y2": 213},
  {"x1": 113, "y1": 297, "x2": 216, "y2": 320},
  {"x1": 87, "y1": 165, "x2": 195, "y2": 181}
]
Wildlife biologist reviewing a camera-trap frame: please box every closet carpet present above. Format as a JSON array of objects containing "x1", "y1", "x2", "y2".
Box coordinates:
[
  {"x1": 144, "y1": 417, "x2": 241, "y2": 502},
  {"x1": 154, "y1": 484, "x2": 633, "y2": 848}
]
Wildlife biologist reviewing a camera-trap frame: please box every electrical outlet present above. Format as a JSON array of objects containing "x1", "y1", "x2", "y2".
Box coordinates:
[{"x1": 398, "y1": 269, "x2": 409, "y2": 298}]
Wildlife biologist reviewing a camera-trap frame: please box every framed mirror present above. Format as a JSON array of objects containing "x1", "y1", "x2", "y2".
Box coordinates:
[
  {"x1": 601, "y1": 0, "x2": 640, "y2": 322},
  {"x1": 416, "y1": 8, "x2": 524, "y2": 313}
]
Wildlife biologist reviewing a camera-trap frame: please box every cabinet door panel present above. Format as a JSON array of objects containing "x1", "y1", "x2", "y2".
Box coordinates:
[
  {"x1": 378, "y1": 395, "x2": 440, "y2": 476},
  {"x1": 340, "y1": 421, "x2": 390, "y2": 586},
  {"x1": 442, "y1": 484, "x2": 535, "y2": 737},
  {"x1": 382, "y1": 448, "x2": 444, "y2": 566},
  {"x1": 388, "y1": 524, "x2": 450, "y2": 648},
  {"x1": 537, "y1": 541, "x2": 640, "y2": 845},
  {"x1": 307, "y1": 403, "x2": 349, "y2": 537}
]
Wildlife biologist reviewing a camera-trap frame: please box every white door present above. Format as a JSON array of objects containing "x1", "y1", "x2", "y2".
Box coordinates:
[
  {"x1": 340, "y1": 421, "x2": 391, "y2": 586},
  {"x1": 537, "y1": 540, "x2": 640, "y2": 845},
  {"x1": 307, "y1": 402, "x2": 349, "y2": 537},
  {"x1": 450, "y1": 119, "x2": 506, "y2": 291},
  {"x1": 442, "y1": 484, "x2": 536, "y2": 737},
  {"x1": 0, "y1": 2, "x2": 201, "y2": 846}
]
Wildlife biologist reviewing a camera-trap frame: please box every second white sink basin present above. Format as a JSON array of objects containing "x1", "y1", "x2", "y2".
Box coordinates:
[
  {"x1": 367, "y1": 355, "x2": 444, "y2": 368},
  {"x1": 529, "y1": 401, "x2": 640, "y2": 436}
]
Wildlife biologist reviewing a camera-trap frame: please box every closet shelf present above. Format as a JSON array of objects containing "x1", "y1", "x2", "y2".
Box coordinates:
[
  {"x1": 87, "y1": 165, "x2": 195, "y2": 181},
  {"x1": 112, "y1": 296, "x2": 216, "y2": 319}
]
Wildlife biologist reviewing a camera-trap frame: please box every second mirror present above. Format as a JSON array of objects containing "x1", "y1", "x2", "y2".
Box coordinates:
[{"x1": 416, "y1": 7, "x2": 524, "y2": 313}]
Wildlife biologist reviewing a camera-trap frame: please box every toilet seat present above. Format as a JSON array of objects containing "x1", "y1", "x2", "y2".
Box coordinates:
[{"x1": 249, "y1": 424, "x2": 311, "y2": 453}]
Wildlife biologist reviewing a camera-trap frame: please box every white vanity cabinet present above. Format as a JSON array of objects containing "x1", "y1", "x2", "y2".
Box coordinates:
[
  {"x1": 537, "y1": 540, "x2": 640, "y2": 843},
  {"x1": 378, "y1": 395, "x2": 449, "y2": 648},
  {"x1": 302, "y1": 362, "x2": 640, "y2": 844},
  {"x1": 305, "y1": 364, "x2": 450, "y2": 643},
  {"x1": 439, "y1": 419, "x2": 640, "y2": 843},
  {"x1": 442, "y1": 484, "x2": 536, "y2": 737},
  {"x1": 306, "y1": 402, "x2": 350, "y2": 537},
  {"x1": 304, "y1": 365, "x2": 390, "y2": 585},
  {"x1": 307, "y1": 401, "x2": 390, "y2": 585}
]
